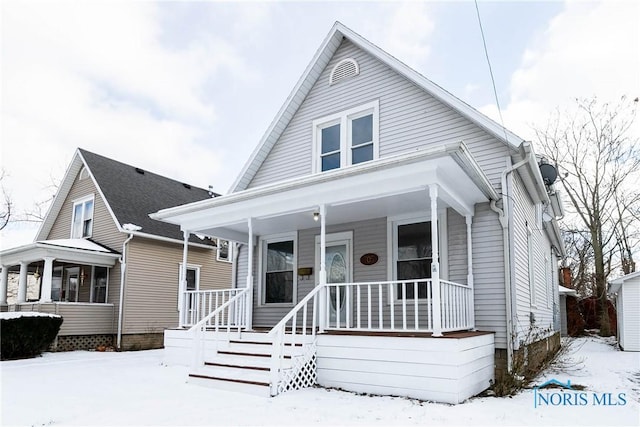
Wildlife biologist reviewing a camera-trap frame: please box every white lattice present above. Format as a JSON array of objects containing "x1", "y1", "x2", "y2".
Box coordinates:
[{"x1": 277, "y1": 342, "x2": 317, "y2": 394}]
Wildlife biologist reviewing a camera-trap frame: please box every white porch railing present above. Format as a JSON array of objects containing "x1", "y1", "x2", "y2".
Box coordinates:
[
  {"x1": 267, "y1": 285, "x2": 321, "y2": 396},
  {"x1": 189, "y1": 287, "x2": 249, "y2": 370},
  {"x1": 182, "y1": 289, "x2": 246, "y2": 327},
  {"x1": 323, "y1": 279, "x2": 474, "y2": 332}
]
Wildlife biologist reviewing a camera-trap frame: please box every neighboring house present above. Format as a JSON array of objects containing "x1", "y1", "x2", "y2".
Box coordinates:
[
  {"x1": 153, "y1": 22, "x2": 565, "y2": 404},
  {"x1": 609, "y1": 271, "x2": 640, "y2": 351},
  {"x1": 558, "y1": 285, "x2": 577, "y2": 336},
  {"x1": 0, "y1": 149, "x2": 232, "y2": 351}
]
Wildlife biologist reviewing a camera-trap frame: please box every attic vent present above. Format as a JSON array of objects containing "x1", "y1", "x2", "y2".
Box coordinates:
[
  {"x1": 329, "y1": 58, "x2": 360, "y2": 85},
  {"x1": 182, "y1": 183, "x2": 191, "y2": 189},
  {"x1": 135, "y1": 167, "x2": 145, "y2": 175},
  {"x1": 78, "y1": 167, "x2": 89, "y2": 180}
]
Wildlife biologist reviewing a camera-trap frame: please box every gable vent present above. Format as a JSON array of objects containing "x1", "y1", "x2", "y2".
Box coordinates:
[
  {"x1": 135, "y1": 167, "x2": 145, "y2": 175},
  {"x1": 329, "y1": 58, "x2": 360, "y2": 85}
]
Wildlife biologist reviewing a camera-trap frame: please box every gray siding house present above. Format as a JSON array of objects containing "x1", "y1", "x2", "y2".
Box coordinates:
[
  {"x1": 153, "y1": 22, "x2": 565, "y2": 403},
  {"x1": 0, "y1": 149, "x2": 232, "y2": 351}
]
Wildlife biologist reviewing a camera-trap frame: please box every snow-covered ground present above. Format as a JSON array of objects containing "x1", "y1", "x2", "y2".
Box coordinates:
[{"x1": 1, "y1": 336, "x2": 638, "y2": 426}]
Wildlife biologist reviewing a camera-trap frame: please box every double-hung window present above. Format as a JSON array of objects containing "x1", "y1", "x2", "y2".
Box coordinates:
[
  {"x1": 313, "y1": 100, "x2": 379, "y2": 173},
  {"x1": 71, "y1": 195, "x2": 94, "y2": 238},
  {"x1": 394, "y1": 221, "x2": 432, "y2": 299},
  {"x1": 261, "y1": 234, "x2": 296, "y2": 305}
]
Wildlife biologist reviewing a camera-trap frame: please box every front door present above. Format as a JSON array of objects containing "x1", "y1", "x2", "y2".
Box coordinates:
[{"x1": 315, "y1": 232, "x2": 352, "y2": 327}]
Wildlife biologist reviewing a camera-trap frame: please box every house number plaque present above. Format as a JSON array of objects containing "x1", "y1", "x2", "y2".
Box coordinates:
[{"x1": 360, "y1": 253, "x2": 378, "y2": 266}]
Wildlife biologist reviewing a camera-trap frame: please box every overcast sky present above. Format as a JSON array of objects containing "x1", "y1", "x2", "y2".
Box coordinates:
[{"x1": 1, "y1": 0, "x2": 639, "y2": 249}]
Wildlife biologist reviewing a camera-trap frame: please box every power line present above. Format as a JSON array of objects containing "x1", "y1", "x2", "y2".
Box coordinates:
[{"x1": 474, "y1": 0, "x2": 509, "y2": 143}]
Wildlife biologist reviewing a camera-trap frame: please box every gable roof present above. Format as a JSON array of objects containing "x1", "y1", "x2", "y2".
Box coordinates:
[
  {"x1": 36, "y1": 148, "x2": 219, "y2": 246},
  {"x1": 231, "y1": 21, "x2": 526, "y2": 192}
]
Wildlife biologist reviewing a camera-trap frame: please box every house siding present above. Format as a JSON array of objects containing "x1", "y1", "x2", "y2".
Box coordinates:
[
  {"x1": 246, "y1": 39, "x2": 510, "y2": 192},
  {"x1": 511, "y1": 173, "x2": 556, "y2": 348},
  {"x1": 16, "y1": 302, "x2": 115, "y2": 335},
  {"x1": 46, "y1": 168, "x2": 125, "y2": 250},
  {"x1": 122, "y1": 237, "x2": 232, "y2": 334}
]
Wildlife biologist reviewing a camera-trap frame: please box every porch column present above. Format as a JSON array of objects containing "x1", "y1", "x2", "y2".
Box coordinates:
[
  {"x1": 246, "y1": 217, "x2": 254, "y2": 330},
  {"x1": 179, "y1": 230, "x2": 189, "y2": 328},
  {"x1": 0, "y1": 265, "x2": 8, "y2": 305},
  {"x1": 466, "y1": 215, "x2": 475, "y2": 330},
  {"x1": 318, "y1": 204, "x2": 327, "y2": 333},
  {"x1": 17, "y1": 262, "x2": 28, "y2": 303},
  {"x1": 429, "y1": 185, "x2": 443, "y2": 337},
  {"x1": 39, "y1": 257, "x2": 55, "y2": 303}
]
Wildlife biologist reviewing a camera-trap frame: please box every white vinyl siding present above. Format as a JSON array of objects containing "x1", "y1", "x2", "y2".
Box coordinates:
[
  {"x1": 511, "y1": 172, "x2": 556, "y2": 347},
  {"x1": 247, "y1": 39, "x2": 509, "y2": 193}
]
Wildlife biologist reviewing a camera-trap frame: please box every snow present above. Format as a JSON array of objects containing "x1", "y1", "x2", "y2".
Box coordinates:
[
  {"x1": 1, "y1": 336, "x2": 638, "y2": 426},
  {"x1": 0, "y1": 311, "x2": 61, "y2": 320},
  {"x1": 37, "y1": 239, "x2": 113, "y2": 252}
]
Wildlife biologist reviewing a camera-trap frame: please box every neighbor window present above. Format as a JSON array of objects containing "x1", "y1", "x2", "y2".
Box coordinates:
[
  {"x1": 71, "y1": 196, "x2": 94, "y2": 238},
  {"x1": 217, "y1": 239, "x2": 232, "y2": 262},
  {"x1": 313, "y1": 100, "x2": 379, "y2": 173},
  {"x1": 262, "y1": 235, "x2": 296, "y2": 305},
  {"x1": 394, "y1": 221, "x2": 433, "y2": 299},
  {"x1": 91, "y1": 266, "x2": 108, "y2": 303}
]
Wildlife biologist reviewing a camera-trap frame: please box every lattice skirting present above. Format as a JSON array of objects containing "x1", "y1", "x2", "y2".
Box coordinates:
[
  {"x1": 278, "y1": 353, "x2": 318, "y2": 394},
  {"x1": 50, "y1": 334, "x2": 114, "y2": 352}
]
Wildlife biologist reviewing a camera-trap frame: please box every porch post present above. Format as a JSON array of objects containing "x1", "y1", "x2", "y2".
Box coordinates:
[
  {"x1": 466, "y1": 215, "x2": 475, "y2": 330},
  {"x1": 318, "y1": 204, "x2": 327, "y2": 333},
  {"x1": 429, "y1": 185, "x2": 443, "y2": 337},
  {"x1": 0, "y1": 265, "x2": 8, "y2": 305},
  {"x1": 17, "y1": 262, "x2": 28, "y2": 303},
  {"x1": 179, "y1": 230, "x2": 189, "y2": 328},
  {"x1": 246, "y1": 217, "x2": 254, "y2": 330},
  {"x1": 39, "y1": 257, "x2": 55, "y2": 303}
]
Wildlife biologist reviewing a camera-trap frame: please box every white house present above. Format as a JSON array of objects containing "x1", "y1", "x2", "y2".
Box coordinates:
[{"x1": 152, "y1": 22, "x2": 565, "y2": 404}]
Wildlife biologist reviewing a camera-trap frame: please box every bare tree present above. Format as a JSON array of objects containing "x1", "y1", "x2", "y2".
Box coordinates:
[
  {"x1": 536, "y1": 96, "x2": 640, "y2": 336},
  {"x1": 0, "y1": 169, "x2": 13, "y2": 230}
]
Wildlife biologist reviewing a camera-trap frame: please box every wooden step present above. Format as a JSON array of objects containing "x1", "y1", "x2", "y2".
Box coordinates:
[
  {"x1": 218, "y1": 350, "x2": 291, "y2": 359},
  {"x1": 189, "y1": 373, "x2": 269, "y2": 387},
  {"x1": 204, "y1": 361, "x2": 269, "y2": 371}
]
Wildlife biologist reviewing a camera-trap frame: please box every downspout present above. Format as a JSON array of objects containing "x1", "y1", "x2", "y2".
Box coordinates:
[
  {"x1": 489, "y1": 148, "x2": 533, "y2": 373},
  {"x1": 117, "y1": 229, "x2": 137, "y2": 350}
]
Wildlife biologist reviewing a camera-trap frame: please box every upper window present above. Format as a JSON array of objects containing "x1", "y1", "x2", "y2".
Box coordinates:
[
  {"x1": 71, "y1": 196, "x2": 94, "y2": 238},
  {"x1": 312, "y1": 100, "x2": 379, "y2": 173},
  {"x1": 217, "y1": 239, "x2": 232, "y2": 262},
  {"x1": 261, "y1": 234, "x2": 296, "y2": 305}
]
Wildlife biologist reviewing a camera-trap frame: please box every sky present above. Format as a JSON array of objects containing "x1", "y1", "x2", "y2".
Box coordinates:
[
  {"x1": 1, "y1": 0, "x2": 639, "y2": 250},
  {"x1": 2, "y1": 335, "x2": 639, "y2": 425}
]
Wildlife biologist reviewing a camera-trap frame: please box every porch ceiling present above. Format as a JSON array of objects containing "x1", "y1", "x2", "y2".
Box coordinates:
[{"x1": 152, "y1": 142, "x2": 499, "y2": 243}]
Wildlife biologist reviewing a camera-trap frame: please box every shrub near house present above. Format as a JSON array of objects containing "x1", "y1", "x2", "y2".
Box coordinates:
[{"x1": 1, "y1": 312, "x2": 63, "y2": 360}]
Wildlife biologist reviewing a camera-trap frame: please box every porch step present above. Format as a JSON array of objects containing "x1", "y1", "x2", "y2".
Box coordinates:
[{"x1": 188, "y1": 372, "x2": 271, "y2": 397}]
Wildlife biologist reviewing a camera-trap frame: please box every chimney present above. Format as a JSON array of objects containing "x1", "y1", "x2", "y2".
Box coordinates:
[{"x1": 561, "y1": 267, "x2": 573, "y2": 289}]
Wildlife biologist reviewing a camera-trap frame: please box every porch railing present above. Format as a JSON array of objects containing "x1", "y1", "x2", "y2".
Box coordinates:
[
  {"x1": 323, "y1": 279, "x2": 474, "y2": 332},
  {"x1": 267, "y1": 285, "x2": 321, "y2": 396},
  {"x1": 188, "y1": 287, "x2": 249, "y2": 371},
  {"x1": 182, "y1": 288, "x2": 246, "y2": 327}
]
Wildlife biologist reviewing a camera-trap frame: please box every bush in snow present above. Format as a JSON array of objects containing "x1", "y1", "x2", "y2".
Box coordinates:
[{"x1": 0, "y1": 313, "x2": 63, "y2": 360}]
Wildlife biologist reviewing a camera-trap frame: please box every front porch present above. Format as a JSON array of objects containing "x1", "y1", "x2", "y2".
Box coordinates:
[{"x1": 154, "y1": 144, "x2": 499, "y2": 402}]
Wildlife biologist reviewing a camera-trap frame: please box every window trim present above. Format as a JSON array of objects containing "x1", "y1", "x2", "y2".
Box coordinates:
[
  {"x1": 258, "y1": 232, "x2": 298, "y2": 307},
  {"x1": 70, "y1": 194, "x2": 95, "y2": 239},
  {"x1": 179, "y1": 263, "x2": 201, "y2": 292},
  {"x1": 387, "y1": 212, "x2": 448, "y2": 301},
  {"x1": 216, "y1": 239, "x2": 233, "y2": 263},
  {"x1": 312, "y1": 100, "x2": 380, "y2": 173}
]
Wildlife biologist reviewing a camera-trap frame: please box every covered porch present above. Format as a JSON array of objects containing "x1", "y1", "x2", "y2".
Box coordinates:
[
  {"x1": 0, "y1": 239, "x2": 120, "y2": 315},
  {"x1": 154, "y1": 143, "x2": 499, "y2": 400},
  {"x1": 155, "y1": 142, "x2": 498, "y2": 336}
]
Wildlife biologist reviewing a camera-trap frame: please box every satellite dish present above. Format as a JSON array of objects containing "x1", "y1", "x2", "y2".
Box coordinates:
[{"x1": 539, "y1": 160, "x2": 558, "y2": 186}]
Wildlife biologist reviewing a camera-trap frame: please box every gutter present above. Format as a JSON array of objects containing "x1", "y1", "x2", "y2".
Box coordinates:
[
  {"x1": 116, "y1": 230, "x2": 138, "y2": 350},
  {"x1": 490, "y1": 143, "x2": 535, "y2": 373}
]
